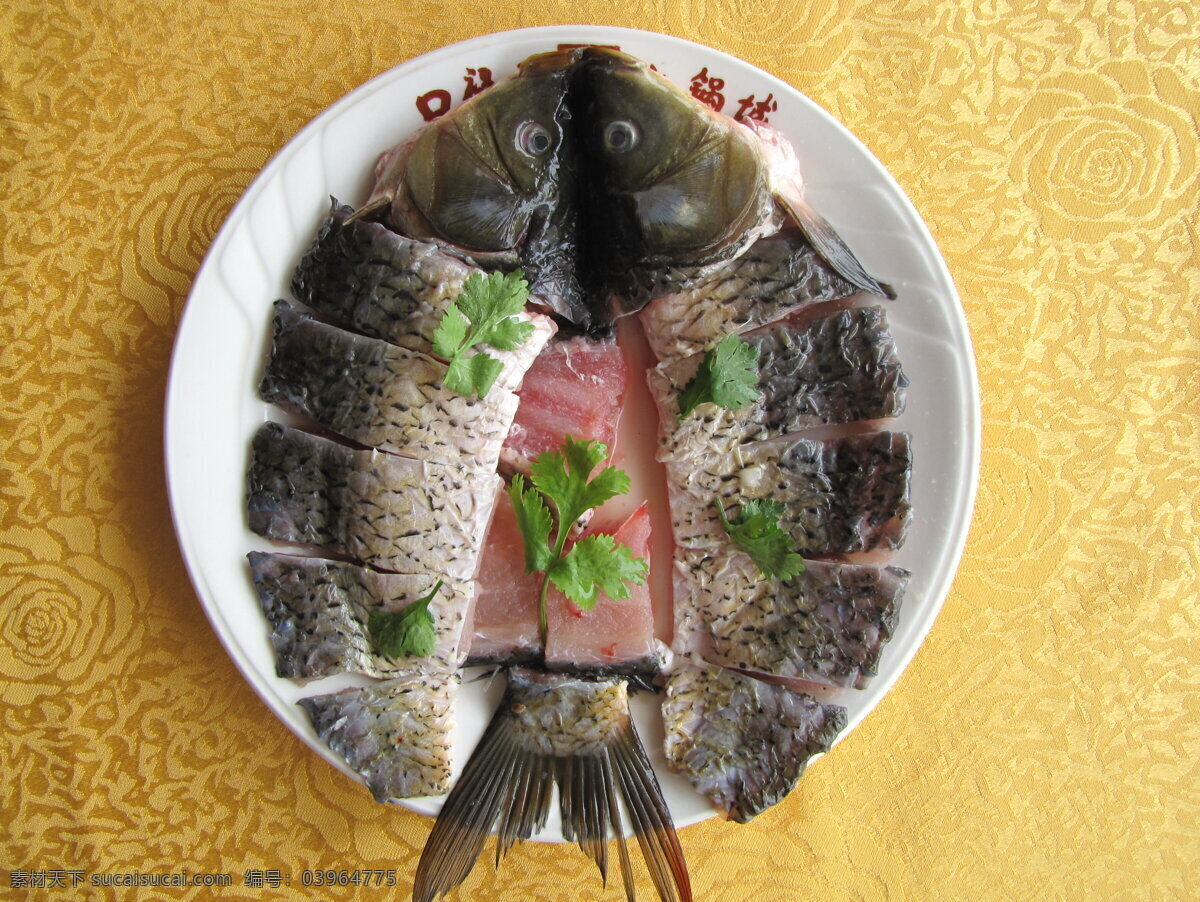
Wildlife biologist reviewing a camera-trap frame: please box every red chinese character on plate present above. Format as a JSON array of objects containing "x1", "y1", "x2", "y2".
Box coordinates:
[
  {"x1": 689, "y1": 67, "x2": 725, "y2": 112},
  {"x1": 734, "y1": 92, "x2": 778, "y2": 123},
  {"x1": 463, "y1": 67, "x2": 494, "y2": 100},
  {"x1": 415, "y1": 88, "x2": 452, "y2": 122}
]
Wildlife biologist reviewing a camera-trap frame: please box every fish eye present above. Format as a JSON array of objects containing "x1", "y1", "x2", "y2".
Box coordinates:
[
  {"x1": 603, "y1": 120, "x2": 639, "y2": 153},
  {"x1": 515, "y1": 121, "x2": 553, "y2": 157}
]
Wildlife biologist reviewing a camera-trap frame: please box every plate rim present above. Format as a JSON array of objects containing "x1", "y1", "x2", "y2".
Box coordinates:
[{"x1": 165, "y1": 24, "x2": 981, "y2": 838}]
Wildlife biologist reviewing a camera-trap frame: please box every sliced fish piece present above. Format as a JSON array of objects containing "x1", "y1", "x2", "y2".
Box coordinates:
[
  {"x1": 247, "y1": 422, "x2": 500, "y2": 580},
  {"x1": 292, "y1": 201, "x2": 558, "y2": 384},
  {"x1": 637, "y1": 229, "x2": 859, "y2": 362},
  {"x1": 414, "y1": 668, "x2": 691, "y2": 902},
  {"x1": 464, "y1": 490, "x2": 543, "y2": 665},
  {"x1": 500, "y1": 335, "x2": 627, "y2": 475},
  {"x1": 260, "y1": 301, "x2": 521, "y2": 472},
  {"x1": 299, "y1": 666, "x2": 458, "y2": 801},
  {"x1": 665, "y1": 430, "x2": 912, "y2": 555},
  {"x1": 649, "y1": 306, "x2": 908, "y2": 459},
  {"x1": 661, "y1": 656, "x2": 846, "y2": 823},
  {"x1": 544, "y1": 504, "x2": 664, "y2": 676},
  {"x1": 673, "y1": 548, "x2": 908, "y2": 689},
  {"x1": 247, "y1": 551, "x2": 474, "y2": 677}
]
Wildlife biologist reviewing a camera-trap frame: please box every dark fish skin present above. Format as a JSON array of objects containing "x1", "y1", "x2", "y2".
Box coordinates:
[
  {"x1": 299, "y1": 666, "x2": 459, "y2": 801},
  {"x1": 291, "y1": 201, "x2": 557, "y2": 370},
  {"x1": 259, "y1": 300, "x2": 523, "y2": 472},
  {"x1": 650, "y1": 305, "x2": 909, "y2": 457},
  {"x1": 291, "y1": 199, "x2": 479, "y2": 352},
  {"x1": 674, "y1": 549, "x2": 909, "y2": 690},
  {"x1": 246, "y1": 422, "x2": 500, "y2": 579},
  {"x1": 661, "y1": 657, "x2": 846, "y2": 823},
  {"x1": 665, "y1": 430, "x2": 912, "y2": 555},
  {"x1": 247, "y1": 551, "x2": 472, "y2": 678},
  {"x1": 413, "y1": 669, "x2": 691, "y2": 902},
  {"x1": 637, "y1": 229, "x2": 859, "y2": 362}
]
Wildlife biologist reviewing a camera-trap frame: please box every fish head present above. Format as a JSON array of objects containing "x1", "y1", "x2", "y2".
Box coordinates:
[
  {"x1": 577, "y1": 48, "x2": 771, "y2": 263},
  {"x1": 384, "y1": 51, "x2": 577, "y2": 254}
]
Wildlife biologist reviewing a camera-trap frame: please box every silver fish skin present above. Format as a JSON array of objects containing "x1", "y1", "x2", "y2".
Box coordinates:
[
  {"x1": 414, "y1": 668, "x2": 691, "y2": 902},
  {"x1": 636, "y1": 229, "x2": 859, "y2": 362},
  {"x1": 260, "y1": 300, "x2": 525, "y2": 473},
  {"x1": 247, "y1": 551, "x2": 473, "y2": 677},
  {"x1": 291, "y1": 201, "x2": 557, "y2": 380},
  {"x1": 673, "y1": 548, "x2": 909, "y2": 690},
  {"x1": 247, "y1": 422, "x2": 500, "y2": 580},
  {"x1": 299, "y1": 666, "x2": 459, "y2": 801},
  {"x1": 665, "y1": 430, "x2": 912, "y2": 555},
  {"x1": 649, "y1": 305, "x2": 908, "y2": 459},
  {"x1": 661, "y1": 656, "x2": 846, "y2": 823}
]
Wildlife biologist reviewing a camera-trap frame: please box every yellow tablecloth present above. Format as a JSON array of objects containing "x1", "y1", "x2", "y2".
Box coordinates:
[{"x1": 2, "y1": 2, "x2": 1196, "y2": 899}]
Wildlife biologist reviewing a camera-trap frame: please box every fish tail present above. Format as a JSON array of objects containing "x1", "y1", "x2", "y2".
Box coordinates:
[{"x1": 412, "y1": 670, "x2": 691, "y2": 902}]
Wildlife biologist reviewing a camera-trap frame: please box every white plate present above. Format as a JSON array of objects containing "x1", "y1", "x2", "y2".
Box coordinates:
[{"x1": 165, "y1": 25, "x2": 980, "y2": 837}]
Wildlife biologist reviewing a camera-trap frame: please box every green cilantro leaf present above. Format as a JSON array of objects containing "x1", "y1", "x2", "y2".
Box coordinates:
[
  {"x1": 368, "y1": 581, "x2": 443, "y2": 658},
  {"x1": 530, "y1": 436, "x2": 630, "y2": 529},
  {"x1": 677, "y1": 334, "x2": 761, "y2": 419},
  {"x1": 717, "y1": 499, "x2": 806, "y2": 580},
  {"x1": 431, "y1": 270, "x2": 536, "y2": 397},
  {"x1": 548, "y1": 534, "x2": 649, "y2": 610},
  {"x1": 508, "y1": 435, "x2": 647, "y2": 642},
  {"x1": 509, "y1": 475, "x2": 554, "y2": 573}
]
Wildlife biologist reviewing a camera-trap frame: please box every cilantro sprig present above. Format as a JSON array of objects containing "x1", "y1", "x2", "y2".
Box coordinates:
[
  {"x1": 368, "y1": 580, "x2": 443, "y2": 658},
  {"x1": 432, "y1": 270, "x2": 535, "y2": 397},
  {"x1": 509, "y1": 436, "x2": 649, "y2": 643},
  {"x1": 717, "y1": 499, "x2": 806, "y2": 580},
  {"x1": 677, "y1": 334, "x2": 762, "y2": 419}
]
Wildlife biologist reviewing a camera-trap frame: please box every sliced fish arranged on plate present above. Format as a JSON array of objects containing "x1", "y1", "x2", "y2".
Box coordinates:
[{"x1": 241, "y1": 41, "x2": 916, "y2": 902}]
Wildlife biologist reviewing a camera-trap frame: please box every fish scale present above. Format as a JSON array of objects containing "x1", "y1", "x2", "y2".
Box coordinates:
[
  {"x1": 292, "y1": 201, "x2": 557, "y2": 382},
  {"x1": 247, "y1": 552, "x2": 474, "y2": 677},
  {"x1": 247, "y1": 422, "x2": 500, "y2": 580},
  {"x1": 299, "y1": 666, "x2": 459, "y2": 801},
  {"x1": 665, "y1": 429, "x2": 912, "y2": 555},
  {"x1": 661, "y1": 657, "x2": 846, "y2": 823},
  {"x1": 673, "y1": 548, "x2": 909, "y2": 690},
  {"x1": 260, "y1": 300, "x2": 526, "y2": 473},
  {"x1": 637, "y1": 229, "x2": 860, "y2": 362},
  {"x1": 649, "y1": 305, "x2": 909, "y2": 459}
]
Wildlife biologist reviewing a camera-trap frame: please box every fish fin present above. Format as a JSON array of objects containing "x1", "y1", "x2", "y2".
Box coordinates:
[
  {"x1": 610, "y1": 718, "x2": 693, "y2": 902},
  {"x1": 412, "y1": 715, "x2": 521, "y2": 902},
  {"x1": 344, "y1": 193, "x2": 392, "y2": 225},
  {"x1": 604, "y1": 762, "x2": 638, "y2": 902},
  {"x1": 776, "y1": 195, "x2": 897, "y2": 300}
]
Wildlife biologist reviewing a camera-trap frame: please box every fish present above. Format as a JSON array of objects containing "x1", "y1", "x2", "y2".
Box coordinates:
[
  {"x1": 635, "y1": 228, "x2": 860, "y2": 362},
  {"x1": 260, "y1": 300, "x2": 536, "y2": 473},
  {"x1": 499, "y1": 334, "x2": 628, "y2": 475},
  {"x1": 359, "y1": 50, "x2": 588, "y2": 326},
  {"x1": 663, "y1": 429, "x2": 912, "y2": 555},
  {"x1": 574, "y1": 47, "x2": 894, "y2": 318},
  {"x1": 359, "y1": 48, "x2": 891, "y2": 333},
  {"x1": 247, "y1": 551, "x2": 473, "y2": 678},
  {"x1": 292, "y1": 199, "x2": 557, "y2": 371},
  {"x1": 673, "y1": 547, "x2": 909, "y2": 690},
  {"x1": 649, "y1": 305, "x2": 909, "y2": 458},
  {"x1": 413, "y1": 668, "x2": 691, "y2": 902},
  {"x1": 299, "y1": 665, "x2": 459, "y2": 801},
  {"x1": 463, "y1": 489, "x2": 544, "y2": 666},
  {"x1": 544, "y1": 504, "x2": 665, "y2": 676},
  {"x1": 246, "y1": 422, "x2": 500, "y2": 579},
  {"x1": 661, "y1": 656, "x2": 846, "y2": 823},
  {"x1": 246, "y1": 44, "x2": 917, "y2": 901}
]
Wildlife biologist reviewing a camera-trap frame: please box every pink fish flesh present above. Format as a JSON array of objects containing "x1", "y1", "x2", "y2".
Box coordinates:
[
  {"x1": 544, "y1": 504, "x2": 663, "y2": 675},
  {"x1": 500, "y1": 335, "x2": 627, "y2": 474}
]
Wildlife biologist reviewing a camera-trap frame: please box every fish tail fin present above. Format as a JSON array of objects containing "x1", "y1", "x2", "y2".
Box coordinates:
[
  {"x1": 413, "y1": 671, "x2": 691, "y2": 902},
  {"x1": 776, "y1": 193, "x2": 897, "y2": 300}
]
